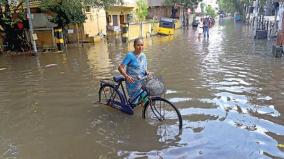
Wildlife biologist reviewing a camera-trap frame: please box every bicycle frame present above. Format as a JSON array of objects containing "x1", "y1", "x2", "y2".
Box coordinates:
[
  {"x1": 115, "y1": 80, "x2": 148, "y2": 107},
  {"x1": 99, "y1": 78, "x2": 148, "y2": 115},
  {"x1": 99, "y1": 77, "x2": 183, "y2": 130}
]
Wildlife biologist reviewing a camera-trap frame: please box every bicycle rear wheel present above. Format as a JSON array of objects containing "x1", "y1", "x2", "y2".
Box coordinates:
[
  {"x1": 99, "y1": 84, "x2": 124, "y2": 106},
  {"x1": 143, "y1": 97, "x2": 182, "y2": 129}
]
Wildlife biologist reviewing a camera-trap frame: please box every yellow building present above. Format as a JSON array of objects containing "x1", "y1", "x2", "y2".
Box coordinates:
[
  {"x1": 26, "y1": 0, "x2": 107, "y2": 49},
  {"x1": 66, "y1": 6, "x2": 107, "y2": 43},
  {"x1": 105, "y1": 0, "x2": 183, "y2": 41},
  {"x1": 106, "y1": 3, "x2": 136, "y2": 33},
  {"x1": 105, "y1": 1, "x2": 155, "y2": 40},
  {"x1": 84, "y1": 6, "x2": 107, "y2": 38}
]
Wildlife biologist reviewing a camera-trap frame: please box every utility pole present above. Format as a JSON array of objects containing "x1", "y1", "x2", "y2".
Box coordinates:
[
  {"x1": 25, "y1": 0, "x2": 37, "y2": 53},
  {"x1": 253, "y1": 0, "x2": 259, "y2": 38}
]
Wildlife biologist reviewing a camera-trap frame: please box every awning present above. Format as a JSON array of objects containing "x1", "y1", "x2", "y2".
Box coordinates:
[{"x1": 32, "y1": 13, "x2": 57, "y2": 28}]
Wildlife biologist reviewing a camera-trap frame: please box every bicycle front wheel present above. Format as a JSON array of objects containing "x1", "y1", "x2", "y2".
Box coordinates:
[{"x1": 143, "y1": 97, "x2": 182, "y2": 129}]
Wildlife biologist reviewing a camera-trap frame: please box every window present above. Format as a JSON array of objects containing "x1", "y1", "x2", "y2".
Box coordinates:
[
  {"x1": 85, "y1": 6, "x2": 91, "y2": 13},
  {"x1": 107, "y1": 15, "x2": 112, "y2": 23},
  {"x1": 127, "y1": 14, "x2": 132, "y2": 22},
  {"x1": 112, "y1": 15, "x2": 118, "y2": 26}
]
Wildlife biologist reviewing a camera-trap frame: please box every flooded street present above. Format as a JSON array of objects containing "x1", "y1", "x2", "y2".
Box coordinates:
[{"x1": 1, "y1": 20, "x2": 284, "y2": 159}]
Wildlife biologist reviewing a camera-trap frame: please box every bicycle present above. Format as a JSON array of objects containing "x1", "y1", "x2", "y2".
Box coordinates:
[{"x1": 98, "y1": 75, "x2": 183, "y2": 129}]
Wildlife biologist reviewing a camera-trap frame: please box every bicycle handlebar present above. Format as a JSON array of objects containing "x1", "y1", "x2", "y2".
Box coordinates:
[{"x1": 134, "y1": 74, "x2": 154, "y2": 81}]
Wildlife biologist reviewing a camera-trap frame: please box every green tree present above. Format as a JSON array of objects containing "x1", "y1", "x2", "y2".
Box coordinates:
[
  {"x1": 165, "y1": 0, "x2": 202, "y2": 11},
  {"x1": 84, "y1": 0, "x2": 123, "y2": 9},
  {"x1": 217, "y1": 0, "x2": 236, "y2": 14},
  {"x1": 0, "y1": 0, "x2": 31, "y2": 51},
  {"x1": 205, "y1": 5, "x2": 216, "y2": 18},
  {"x1": 135, "y1": 0, "x2": 148, "y2": 22},
  {"x1": 135, "y1": 0, "x2": 148, "y2": 37},
  {"x1": 217, "y1": 0, "x2": 267, "y2": 15},
  {"x1": 165, "y1": 0, "x2": 201, "y2": 8},
  {"x1": 41, "y1": 0, "x2": 124, "y2": 28},
  {"x1": 41, "y1": 0, "x2": 123, "y2": 44},
  {"x1": 41, "y1": 0, "x2": 86, "y2": 28}
]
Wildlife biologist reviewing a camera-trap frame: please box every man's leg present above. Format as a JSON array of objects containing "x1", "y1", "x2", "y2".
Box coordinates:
[{"x1": 207, "y1": 28, "x2": 209, "y2": 38}]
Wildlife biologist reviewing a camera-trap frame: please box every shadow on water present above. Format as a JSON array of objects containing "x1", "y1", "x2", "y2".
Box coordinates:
[{"x1": 0, "y1": 19, "x2": 284, "y2": 159}]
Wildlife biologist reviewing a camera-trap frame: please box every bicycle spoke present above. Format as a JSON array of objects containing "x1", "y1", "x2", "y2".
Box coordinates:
[
  {"x1": 99, "y1": 84, "x2": 124, "y2": 108},
  {"x1": 102, "y1": 88, "x2": 109, "y2": 104},
  {"x1": 143, "y1": 97, "x2": 183, "y2": 142},
  {"x1": 144, "y1": 97, "x2": 182, "y2": 129},
  {"x1": 150, "y1": 100, "x2": 178, "y2": 121},
  {"x1": 150, "y1": 101, "x2": 165, "y2": 121},
  {"x1": 150, "y1": 104, "x2": 163, "y2": 121}
]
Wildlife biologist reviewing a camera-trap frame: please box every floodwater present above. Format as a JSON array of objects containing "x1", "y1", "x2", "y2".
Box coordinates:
[{"x1": 1, "y1": 19, "x2": 284, "y2": 159}]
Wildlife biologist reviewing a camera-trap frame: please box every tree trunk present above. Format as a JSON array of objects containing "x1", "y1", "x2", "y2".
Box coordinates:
[
  {"x1": 253, "y1": 0, "x2": 259, "y2": 38},
  {"x1": 76, "y1": 23, "x2": 80, "y2": 45}
]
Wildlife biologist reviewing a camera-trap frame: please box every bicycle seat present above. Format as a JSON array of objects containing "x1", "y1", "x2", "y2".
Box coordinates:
[{"x1": 113, "y1": 75, "x2": 125, "y2": 83}]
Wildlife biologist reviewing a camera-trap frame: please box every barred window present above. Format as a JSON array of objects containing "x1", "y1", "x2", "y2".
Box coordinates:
[{"x1": 85, "y1": 6, "x2": 91, "y2": 13}]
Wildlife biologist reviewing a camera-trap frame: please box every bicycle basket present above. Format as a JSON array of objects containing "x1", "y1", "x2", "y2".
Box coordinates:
[{"x1": 143, "y1": 76, "x2": 166, "y2": 96}]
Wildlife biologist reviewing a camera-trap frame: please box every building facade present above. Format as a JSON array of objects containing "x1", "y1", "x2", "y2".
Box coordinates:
[
  {"x1": 106, "y1": 3, "x2": 136, "y2": 32},
  {"x1": 27, "y1": 0, "x2": 107, "y2": 48},
  {"x1": 147, "y1": 0, "x2": 182, "y2": 19}
]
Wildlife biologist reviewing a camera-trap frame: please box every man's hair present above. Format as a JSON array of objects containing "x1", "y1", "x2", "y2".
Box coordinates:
[{"x1": 134, "y1": 38, "x2": 143, "y2": 46}]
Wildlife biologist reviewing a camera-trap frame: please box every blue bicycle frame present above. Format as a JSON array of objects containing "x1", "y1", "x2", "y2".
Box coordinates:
[{"x1": 100, "y1": 75, "x2": 148, "y2": 115}]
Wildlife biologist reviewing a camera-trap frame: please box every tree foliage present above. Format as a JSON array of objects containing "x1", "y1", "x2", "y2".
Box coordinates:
[
  {"x1": 41, "y1": 0, "x2": 86, "y2": 28},
  {"x1": 41, "y1": 0, "x2": 123, "y2": 28},
  {"x1": 164, "y1": 0, "x2": 202, "y2": 9},
  {"x1": 217, "y1": 0, "x2": 267, "y2": 14},
  {"x1": 217, "y1": 0, "x2": 236, "y2": 14},
  {"x1": 84, "y1": 0, "x2": 123, "y2": 9},
  {"x1": 205, "y1": 5, "x2": 216, "y2": 18},
  {"x1": 0, "y1": 0, "x2": 124, "y2": 51},
  {"x1": 135, "y1": 0, "x2": 148, "y2": 22},
  {"x1": 0, "y1": 0, "x2": 25, "y2": 27},
  {"x1": 0, "y1": 0, "x2": 31, "y2": 51}
]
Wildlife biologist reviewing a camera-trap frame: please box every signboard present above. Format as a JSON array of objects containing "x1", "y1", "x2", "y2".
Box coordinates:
[
  {"x1": 68, "y1": 29, "x2": 74, "y2": 34},
  {"x1": 32, "y1": 33, "x2": 38, "y2": 41}
]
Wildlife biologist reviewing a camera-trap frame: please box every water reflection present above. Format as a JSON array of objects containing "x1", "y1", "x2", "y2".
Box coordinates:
[{"x1": 86, "y1": 41, "x2": 114, "y2": 79}]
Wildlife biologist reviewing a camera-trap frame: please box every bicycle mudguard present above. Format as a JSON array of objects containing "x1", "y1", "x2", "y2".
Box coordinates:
[{"x1": 100, "y1": 79, "x2": 115, "y2": 86}]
